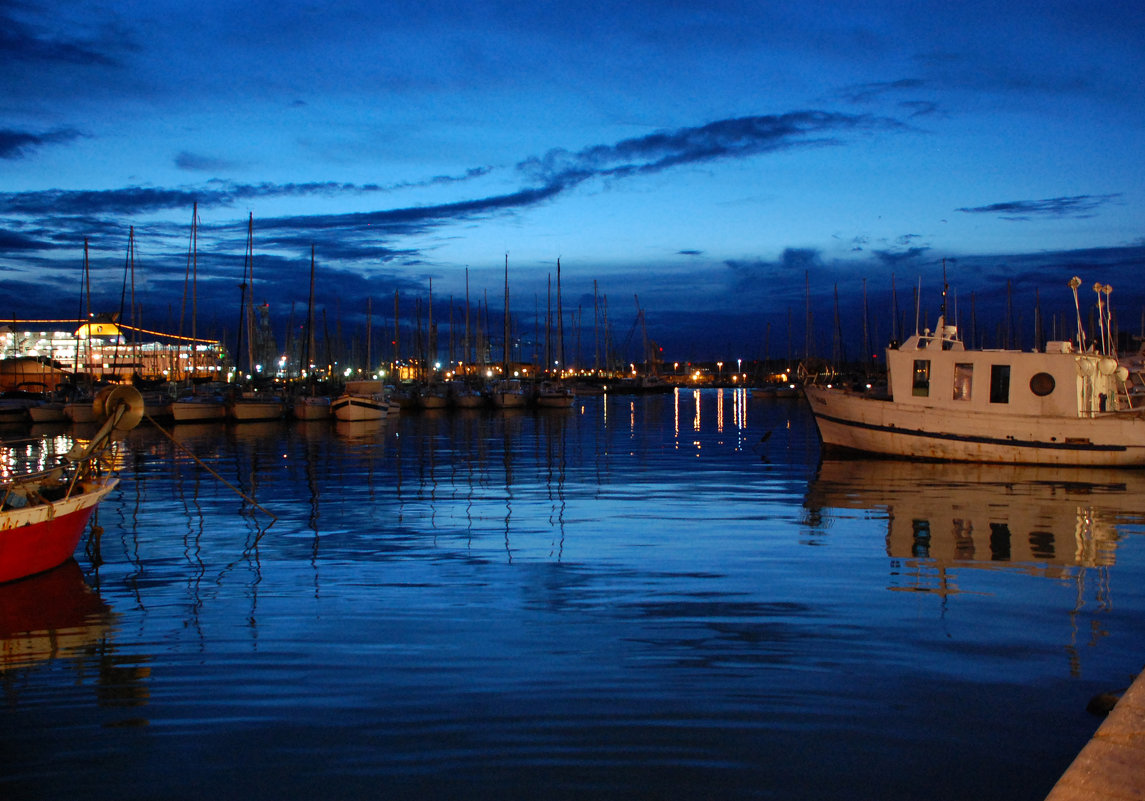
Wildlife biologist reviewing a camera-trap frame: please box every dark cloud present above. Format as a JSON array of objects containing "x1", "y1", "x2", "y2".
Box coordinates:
[
  {"x1": 520, "y1": 111, "x2": 904, "y2": 185},
  {"x1": 956, "y1": 194, "x2": 1121, "y2": 220},
  {"x1": 0, "y1": 127, "x2": 84, "y2": 159},
  {"x1": 175, "y1": 152, "x2": 245, "y2": 172},
  {"x1": 0, "y1": 10, "x2": 122, "y2": 68},
  {"x1": 834, "y1": 79, "x2": 926, "y2": 104},
  {"x1": 677, "y1": 250, "x2": 703, "y2": 256}
]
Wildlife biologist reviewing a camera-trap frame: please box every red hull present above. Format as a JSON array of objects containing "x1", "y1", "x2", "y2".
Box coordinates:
[{"x1": 0, "y1": 481, "x2": 114, "y2": 584}]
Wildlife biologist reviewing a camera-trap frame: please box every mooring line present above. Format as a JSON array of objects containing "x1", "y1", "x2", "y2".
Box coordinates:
[{"x1": 145, "y1": 414, "x2": 278, "y2": 524}]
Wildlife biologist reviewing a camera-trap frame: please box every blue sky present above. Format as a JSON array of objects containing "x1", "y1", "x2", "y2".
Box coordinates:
[{"x1": 2, "y1": 0, "x2": 1143, "y2": 364}]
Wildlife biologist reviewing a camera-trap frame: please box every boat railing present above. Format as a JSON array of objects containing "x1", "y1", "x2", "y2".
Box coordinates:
[{"x1": 0, "y1": 445, "x2": 112, "y2": 510}]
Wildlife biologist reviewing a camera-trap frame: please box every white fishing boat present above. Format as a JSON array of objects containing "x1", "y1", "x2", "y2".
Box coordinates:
[
  {"x1": 331, "y1": 380, "x2": 393, "y2": 422},
  {"x1": 802, "y1": 277, "x2": 1145, "y2": 466}
]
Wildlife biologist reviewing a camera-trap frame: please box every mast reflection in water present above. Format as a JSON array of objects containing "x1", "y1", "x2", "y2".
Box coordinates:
[{"x1": 2, "y1": 389, "x2": 1144, "y2": 801}]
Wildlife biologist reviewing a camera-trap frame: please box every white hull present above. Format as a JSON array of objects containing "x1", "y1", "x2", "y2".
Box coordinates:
[
  {"x1": 331, "y1": 394, "x2": 389, "y2": 422},
  {"x1": 228, "y1": 399, "x2": 285, "y2": 422},
  {"x1": 804, "y1": 384, "x2": 1145, "y2": 466},
  {"x1": 29, "y1": 403, "x2": 67, "y2": 423},
  {"x1": 63, "y1": 402, "x2": 96, "y2": 424},
  {"x1": 170, "y1": 398, "x2": 227, "y2": 423},
  {"x1": 293, "y1": 396, "x2": 332, "y2": 420}
]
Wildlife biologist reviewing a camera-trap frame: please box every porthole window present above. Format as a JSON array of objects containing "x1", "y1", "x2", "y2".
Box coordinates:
[{"x1": 1029, "y1": 372, "x2": 1055, "y2": 397}]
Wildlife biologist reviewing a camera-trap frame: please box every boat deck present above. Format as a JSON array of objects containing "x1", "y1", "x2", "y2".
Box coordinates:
[{"x1": 1046, "y1": 666, "x2": 1145, "y2": 800}]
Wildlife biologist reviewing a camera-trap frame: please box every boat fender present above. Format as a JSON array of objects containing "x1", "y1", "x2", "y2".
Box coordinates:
[
  {"x1": 1115, "y1": 366, "x2": 1129, "y2": 383},
  {"x1": 1076, "y1": 357, "x2": 1096, "y2": 377},
  {"x1": 1098, "y1": 357, "x2": 1118, "y2": 376}
]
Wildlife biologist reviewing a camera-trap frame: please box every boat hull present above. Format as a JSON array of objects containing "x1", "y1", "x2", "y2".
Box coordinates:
[
  {"x1": 293, "y1": 397, "x2": 332, "y2": 421},
  {"x1": 331, "y1": 395, "x2": 389, "y2": 422},
  {"x1": 803, "y1": 385, "x2": 1145, "y2": 466},
  {"x1": 170, "y1": 399, "x2": 227, "y2": 423},
  {"x1": 0, "y1": 479, "x2": 116, "y2": 583},
  {"x1": 228, "y1": 400, "x2": 285, "y2": 422}
]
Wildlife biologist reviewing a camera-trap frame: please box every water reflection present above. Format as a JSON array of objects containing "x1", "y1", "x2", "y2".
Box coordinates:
[
  {"x1": 805, "y1": 458, "x2": 1145, "y2": 676},
  {"x1": 0, "y1": 561, "x2": 150, "y2": 720},
  {"x1": 804, "y1": 459, "x2": 1142, "y2": 568}
]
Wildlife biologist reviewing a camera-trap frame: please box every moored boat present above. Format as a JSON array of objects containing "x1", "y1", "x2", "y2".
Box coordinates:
[
  {"x1": 534, "y1": 380, "x2": 575, "y2": 408},
  {"x1": 168, "y1": 389, "x2": 228, "y2": 423},
  {"x1": 228, "y1": 391, "x2": 286, "y2": 422},
  {"x1": 293, "y1": 393, "x2": 332, "y2": 421},
  {"x1": 487, "y1": 379, "x2": 527, "y2": 409},
  {"x1": 803, "y1": 277, "x2": 1145, "y2": 466},
  {"x1": 332, "y1": 380, "x2": 394, "y2": 422},
  {"x1": 0, "y1": 385, "x2": 143, "y2": 583}
]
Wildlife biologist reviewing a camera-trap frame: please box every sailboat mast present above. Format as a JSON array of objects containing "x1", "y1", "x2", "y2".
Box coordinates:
[
  {"x1": 245, "y1": 213, "x2": 255, "y2": 373},
  {"x1": 556, "y1": 257, "x2": 564, "y2": 373},
  {"x1": 305, "y1": 244, "x2": 316, "y2": 377},
  {"x1": 503, "y1": 252, "x2": 510, "y2": 372}
]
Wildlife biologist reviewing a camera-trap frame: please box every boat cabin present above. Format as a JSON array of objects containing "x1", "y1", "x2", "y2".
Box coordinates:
[{"x1": 886, "y1": 317, "x2": 1130, "y2": 418}]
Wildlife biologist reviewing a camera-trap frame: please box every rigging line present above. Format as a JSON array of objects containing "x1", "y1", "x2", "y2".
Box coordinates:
[{"x1": 144, "y1": 412, "x2": 278, "y2": 524}]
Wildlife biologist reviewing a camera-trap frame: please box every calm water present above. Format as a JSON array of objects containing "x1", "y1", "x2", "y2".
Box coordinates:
[{"x1": 3, "y1": 389, "x2": 1144, "y2": 800}]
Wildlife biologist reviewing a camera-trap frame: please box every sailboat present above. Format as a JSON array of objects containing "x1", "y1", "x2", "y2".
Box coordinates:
[
  {"x1": 489, "y1": 253, "x2": 527, "y2": 409},
  {"x1": 292, "y1": 245, "x2": 332, "y2": 421},
  {"x1": 169, "y1": 204, "x2": 227, "y2": 423},
  {"x1": 228, "y1": 213, "x2": 285, "y2": 422},
  {"x1": 63, "y1": 240, "x2": 98, "y2": 425}
]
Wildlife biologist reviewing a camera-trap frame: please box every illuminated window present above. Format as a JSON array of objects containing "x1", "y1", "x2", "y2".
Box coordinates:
[
  {"x1": 912, "y1": 360, "x2": 930, "y2": 397},
  {"x1": 953, "y1": 363, "x2": 973, "y2": 401}
]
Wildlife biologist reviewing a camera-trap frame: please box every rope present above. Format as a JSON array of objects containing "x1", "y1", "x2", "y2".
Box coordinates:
[{"x1": 144, "y1": 413, "x2": 278, "y2": 523}]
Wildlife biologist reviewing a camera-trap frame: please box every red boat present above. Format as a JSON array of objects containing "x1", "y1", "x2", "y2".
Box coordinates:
[{"x1": 0, "y1": 385, "x2": 143, "y2": 584}]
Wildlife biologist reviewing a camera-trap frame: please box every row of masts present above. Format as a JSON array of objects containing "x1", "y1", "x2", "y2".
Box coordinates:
[{"x1": 59, "y1": 211, "x2": 652, "y2": 386}]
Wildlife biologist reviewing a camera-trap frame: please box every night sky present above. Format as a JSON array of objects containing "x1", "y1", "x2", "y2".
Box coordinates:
[{"x1": 2, "y1": 0, "x2": 1143, "y2": 364}]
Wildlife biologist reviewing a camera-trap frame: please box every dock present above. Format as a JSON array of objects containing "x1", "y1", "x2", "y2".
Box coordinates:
[{"x1": 1046, "y1": 667, "x2": 1145, "y2": 800}]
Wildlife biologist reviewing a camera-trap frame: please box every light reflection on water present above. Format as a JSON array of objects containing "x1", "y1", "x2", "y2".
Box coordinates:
[{"x1": 2, "y1": 389, "x2": 1144, "y2": 801}]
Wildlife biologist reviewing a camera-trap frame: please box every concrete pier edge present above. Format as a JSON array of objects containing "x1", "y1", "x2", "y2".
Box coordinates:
[{"x1": 1045, "y1": 667, "x2": 1145, "y2": 801}]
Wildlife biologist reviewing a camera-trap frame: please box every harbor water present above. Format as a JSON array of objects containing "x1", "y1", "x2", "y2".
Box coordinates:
[{"x1": 2, "y1": 389, "x2": 1144, "y2": 800}]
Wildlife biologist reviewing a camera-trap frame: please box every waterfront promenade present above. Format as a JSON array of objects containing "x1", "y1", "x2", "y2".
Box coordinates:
[{"x1": 1046, "y1": 668, "x2": 1145, "y2": 800}]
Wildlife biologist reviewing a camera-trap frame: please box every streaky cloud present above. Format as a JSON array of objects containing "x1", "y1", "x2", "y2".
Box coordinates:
[
  {"x1": 175, "y1": 151, "x2": 245, "y2": 172},
  {"x1": 834, "y1": 79, "x2": 926, "y2": 105},
  {"x1": 956, "y1": 194, "x2": 1121, "y2": 219},
  {"x1": 0, "y1": 127, "x2": 84, "y2": 159},
  {"x1": 520, "y1": 111, "x2": 904, "y2": 184},
  {"x1": 0, "y1": 9, "x2": 122, "y2": 69}
]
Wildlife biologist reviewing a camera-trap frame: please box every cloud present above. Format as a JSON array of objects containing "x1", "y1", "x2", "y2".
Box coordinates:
[
  {"x1": 175, "y1": 151, "x2": 246, "y2": 172},
  {"x1": 0, "y1": 9, "x2": 123, "y2": 69},
  {"x1": 0, "y1": 127, "x2": 84, "y2": 159},
  {"x1": 834, "y1": 79, "x2": 926, "y2": 104},
  {"x1": 956, "y1": 194, "x2": 1121, "y2": 220},
  {"x1": 519, "y1": 111, "x2": 904, "y2": 186}
]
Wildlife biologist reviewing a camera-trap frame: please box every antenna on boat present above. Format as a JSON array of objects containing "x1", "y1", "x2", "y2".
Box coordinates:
[
  {"x1": 1069, "y1": 276, "x2": 1086, "y2": 350},
  {"x1": 913, "y1": 277, "x2": 921, "y2": 336},
  {"x1": 940, "y1": 259, "x2": 948, "y2": 321}
]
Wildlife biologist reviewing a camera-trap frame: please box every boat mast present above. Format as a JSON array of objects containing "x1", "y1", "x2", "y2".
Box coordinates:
[
  {"x1": 556, "y1": 257, "x2": 564, "y2": 373},
  {"x1": 503, "y1": 252, "x2": 510, "y2": 373},
  {"x1": 305, "y1": 245, "x2": 316, "y2": 378}
]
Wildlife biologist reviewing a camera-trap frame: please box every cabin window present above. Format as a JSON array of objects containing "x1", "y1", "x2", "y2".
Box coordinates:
[
  {"x1": 953, "y1": 363, "x2": 973, "y2": 401},
  {"x1": 1029, "y1": 372, "x2": 1055, "y2": 397},
  {"x1": 989, "y1": 364, "x2": 1010, "y2": 404},
  {"x1": 912, "y1": 360, "x2": 930, "y2": 397}
]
